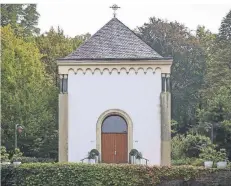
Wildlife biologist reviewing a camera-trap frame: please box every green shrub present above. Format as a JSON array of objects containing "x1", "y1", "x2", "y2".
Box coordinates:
[
  {"x1": 171, "y1": 158, "x2": 191, "y2": 165},
  {"x1": 182, "y1": 134, "x2": 214, "y2": 158},
  {"x1": 2, "y1": 147, "x2": 55, "y2": 163},
  {"x1": 1, "y1": 146, "x2": 10, "y2": 162},
  {"x1": 172, "y1": 158, "x2": 203, "y2": 166},
  {"x1": 17, "y1": 157, "x2": 55, "y2": 163},
  {"x1": 215, "y1": 148, "x2": 228, "y2": 162},
  {"x1": 1, "y1": 164, "x2": 15, "y2": 186},
  {"x1": 199, "y1": 147, "x2": 228, "y2": 163},
  {"x1": 11, "y1": 148, "x2": 23, "y2": 162},
  {"x1": 171, "y1": 134, "x2": 185, "y2": 159},
  {"x1": 1, "y1": 163, "x2": 226, "y2": 186},
  {"x1": 172, "y1": 134, "x2": 215, "y2": 160},
  {"x1": 190, "y1": 158, "x2": 204, "y2": 166}
]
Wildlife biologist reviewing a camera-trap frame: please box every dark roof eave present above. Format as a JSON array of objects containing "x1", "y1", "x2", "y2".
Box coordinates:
[{"x1": 57, "y1": 57, "x2": 173, "y2": 61}]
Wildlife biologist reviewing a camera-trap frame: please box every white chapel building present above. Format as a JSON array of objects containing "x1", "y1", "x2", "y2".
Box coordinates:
[{"x1": 57, "y1": 16, "x2": 172, "y2": 166}]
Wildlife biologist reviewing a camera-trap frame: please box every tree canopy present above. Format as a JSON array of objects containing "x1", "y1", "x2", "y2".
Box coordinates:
[
  {"x1": 1, "y1": 4, "x2": 40, "y2": 36},
  {"x1": 1, "y1": 25, "x2": 58, "y2": 158},
  {"x1": 137, "y1": 17, "x2": 206, "y2": 132}
]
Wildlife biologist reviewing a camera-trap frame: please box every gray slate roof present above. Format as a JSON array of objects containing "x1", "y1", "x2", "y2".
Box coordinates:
[{"x1": 60, "y1": 18, "x2": 168, "y2": 61}]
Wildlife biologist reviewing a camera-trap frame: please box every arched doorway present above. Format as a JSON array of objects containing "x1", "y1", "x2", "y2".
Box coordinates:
[
  {"x1": 101, "y1": 115, "x2": 128, "y2": 163},
  {"x1": 96, "y1": 109, "x2": 133, "y2": 163}
]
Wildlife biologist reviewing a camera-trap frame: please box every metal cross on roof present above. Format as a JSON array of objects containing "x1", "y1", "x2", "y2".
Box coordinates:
[{"x1": 110, "y1": 4, "x2": 120, "y2": 18}]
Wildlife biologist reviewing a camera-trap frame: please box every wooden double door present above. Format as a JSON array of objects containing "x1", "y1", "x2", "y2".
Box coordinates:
[{"x1": 101, "y1": 115, "x2": 128, "y2": 164}]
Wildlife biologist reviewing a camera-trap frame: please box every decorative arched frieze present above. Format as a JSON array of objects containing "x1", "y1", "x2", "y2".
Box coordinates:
[
  {"x1": 85, "y1": 68, "x2": 93, "y2": 75},
  {"x1": 146, "y1": 67, "x2": 154, "y2": 73},
  {"x1": 93, "y1": 68, "x2": 101, "y2": 74},
  {"x1": 120, "y1": 67, "x2": 128, "y2": 74},
  {"x1": 137, "y1": 67, "x2": 145, "y2": 74},
  {"x1": 68, "y1": 68, "x2": 75, "y2": 74},
  {"x1": 110, "y1": 68, "x2": 119, "y2": 74},
  {"x1": 58, "y1": 60, "x2": 172, "y2": 75},
  {"x1": 128, "y1": 67, "x2": 136, "y2": 74},
  {"x1": 76, "y1": 68, "x2": 84, "y2": 75},
  {"x1": 155, "y1": 67, "x2": 162, "y2": 72},
  {"x1": 102, "y1": 68, "x2": 110, "y2": 75},
  {"x1": 63, "y1": 65, "x2": 172, "y2": 75}
]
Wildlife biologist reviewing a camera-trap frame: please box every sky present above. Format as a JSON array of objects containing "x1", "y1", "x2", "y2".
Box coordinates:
[{"x1": 35, "y1": 1, "x2": 231, "y2": 37}]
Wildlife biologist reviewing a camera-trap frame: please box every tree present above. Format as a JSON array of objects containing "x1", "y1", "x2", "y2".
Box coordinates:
[
  {"x1": 196, "y1": 10, "x2": 231, "y2": 159},
  {"x1": 35, "y1": 27, "x2": 90, "y2": 82},
  {"x1": 204, "y1": 10, "x2": 231, "y2": 95},
  {"x1": 20, "y1": 4, "x2": 40, "y2": 35},
  {"x1": 219, "y1": 10, "x2": 231, "y2": 41},
  {"x1": 1, "y1": 4, "x2": 40, "y2": 36},
  {"x1": 1, "y1": 4, "x2": 23, "y2": 26},
  {"x1": 137, "y1": 17, "x2": 206, "y2": 132},
  {"x1": 1, "y1": 25, "x2": 58, "y2": 158}
]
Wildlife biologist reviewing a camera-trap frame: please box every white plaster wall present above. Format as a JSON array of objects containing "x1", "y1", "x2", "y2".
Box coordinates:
[{"x1": 68, "y1": 68, "x2": 162, "y2": 165}]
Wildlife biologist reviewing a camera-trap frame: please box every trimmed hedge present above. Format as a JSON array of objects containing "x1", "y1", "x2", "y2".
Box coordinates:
[
  {"x1": 16, "y1": 157, "x2": 56, "y2": 163},
  {"x1": 1, "y1": 163, "x2": 231, "y2": 186}
]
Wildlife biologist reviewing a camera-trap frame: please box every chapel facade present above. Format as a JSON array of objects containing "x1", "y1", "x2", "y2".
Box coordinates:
[{"x1": 57, "y1": 17, "x2": 172, "y2": 166}]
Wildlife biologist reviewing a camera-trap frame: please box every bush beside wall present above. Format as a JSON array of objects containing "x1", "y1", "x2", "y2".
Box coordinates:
[
  {"x1": 17, "y1": 157, "x2": 55, "y2": 163},
  {"x1": 1, "y1": 163, "x2": 231, "y2": 186}
]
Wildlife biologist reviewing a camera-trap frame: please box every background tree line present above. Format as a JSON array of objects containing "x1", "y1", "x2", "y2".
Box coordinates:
[
  {"x1": 1, "y1": 4, "x2": 90, "y2": 159},
  {"x1": 1, "y1": 4, "x2": 231, "y2": 161}
]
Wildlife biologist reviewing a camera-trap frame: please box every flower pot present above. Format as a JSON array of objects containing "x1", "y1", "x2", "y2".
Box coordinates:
[
  {"x1": 216, "y1": 161, "x2": 227, "y2": 169},
  {"x1": 1, "y1": 162, "x2": 11, "y2": 165},
  {"x1": 13, "y1": 161, "x2": 21, "y2": 166},
  {"x1": 87, "y1": 159, "x2": 95, "y2": 164},
  {"x1": 204, "y1": 161, "x2": 213, "y2": 168}
]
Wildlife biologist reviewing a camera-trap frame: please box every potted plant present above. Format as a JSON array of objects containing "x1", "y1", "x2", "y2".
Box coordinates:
[
  {"x1": 199, "y1": 147, "x2": 216, "y2": 168},
  {"x1": 87, "y1": 149, "x2": 99, "y2": 164},
  {"x1": 11, "y1": 148, "x2": 23, "y2": 166},
  {"x1": 1, "y1": 146, "x2": 10, "y2": 165},
  {"x1": 216, "y1": 149, "x2": 227, "y2": 169},
  {"x1": 129, "y1": 149, "x2": 139, "y2": 164},
  {"x1": 135, "y1": 152, "x2": 143, "y2": 165}
]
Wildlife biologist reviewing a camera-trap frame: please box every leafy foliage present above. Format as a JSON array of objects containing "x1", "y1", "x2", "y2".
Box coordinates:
[
  {"x1": 196, "y1": 10, "x2": 231, "y2": 159},
  {"x1": 199, "y1": 147, "x2": 228, "y2": 163},
  {"x1": 171, "y1": 134, "x2": 186, "y2": 160},
  {"x1": 11, "y1": 148, "x2": 23, "y2": 162},
  {"x1": 1, "y1": 147, "x2": 10, "y2": 162},
  {"x1": 171, "y1": 158, "x2": 204, "y2": 167},
  {"x1": 36, "y1": 27, "x2": 90, "y2": 82},
  {"x1": 137, "y1": 17, "x2": 206, "y2": 133},
  {"x1": 13, "y1": 156, "x2": 55, "y2": 163},
  {"x1": 1, "y1": 25, "x2": 58, "y2": 158},
  {"x1": 1, "y1": 163, "x2": 224, "y2": 186},
  {"x1": 172, "y1": 134, "x2": 214, "y2": 159},
  {"x1": 1, "y1": 15, "x2": 89, "y2": 159},
  {"x1": 182, "y1": 134, "x2": 214, "y2": 158},
  {"x1": 1, "y1": 4, "x2": 40, "y2": 36}
]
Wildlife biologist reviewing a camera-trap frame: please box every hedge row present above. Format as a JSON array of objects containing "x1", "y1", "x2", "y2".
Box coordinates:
[
  {"x1": 15, "y1": 157, "x2": 55, "y2": 163},
  {"x1": 1, "y1": 163, "x2": 230, "y2": 186}
]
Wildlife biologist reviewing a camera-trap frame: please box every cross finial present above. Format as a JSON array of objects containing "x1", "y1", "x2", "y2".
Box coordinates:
[{"x1": 110, "y1": 4, "x2": 120, "y2": 18}]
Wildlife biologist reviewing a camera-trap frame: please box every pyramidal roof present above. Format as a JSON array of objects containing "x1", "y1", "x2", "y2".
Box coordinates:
[{"x1": 59, "y1": 18, "x2": 170, "y2": 61}]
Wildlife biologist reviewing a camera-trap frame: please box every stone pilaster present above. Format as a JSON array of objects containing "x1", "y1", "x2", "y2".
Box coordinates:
[
  {"x1": 160, "y1": 92, "x2": 171, "y2": 166},
  {"x1": 59, "y1": 94, "x2": 68, "y2": 162}
]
